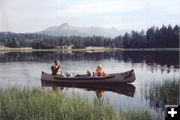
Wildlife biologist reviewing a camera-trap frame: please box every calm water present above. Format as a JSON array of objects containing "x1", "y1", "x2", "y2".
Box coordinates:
[{"x1": 0, "y1": 51, "x2": 179, "y2": 116}]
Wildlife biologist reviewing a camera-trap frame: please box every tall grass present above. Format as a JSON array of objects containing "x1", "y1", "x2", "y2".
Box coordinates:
[
  {"x1": 145, "y1": 79, "x2": 179, "y2": 105},
  {"x1": 0, "y1": 88, "x2": 158, "y2": 120}
]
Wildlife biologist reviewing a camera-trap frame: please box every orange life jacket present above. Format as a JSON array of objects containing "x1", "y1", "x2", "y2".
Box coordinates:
[{"x1": 96, "y1": 69, "x2": 105, "y2": 76}]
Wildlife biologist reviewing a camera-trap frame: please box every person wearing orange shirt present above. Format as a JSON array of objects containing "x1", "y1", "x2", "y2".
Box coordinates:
[{"x1": 95, "y1": 64, "x2": 106, "y2": 76}]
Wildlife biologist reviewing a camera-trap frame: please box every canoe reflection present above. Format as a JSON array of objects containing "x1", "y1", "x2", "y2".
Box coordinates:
[
  {"x1": 42, "y1": 82, "x2": 136, "y2": 98},
  {"x1": 52, "y1": 85, "x2": 64, "y2": 92}
]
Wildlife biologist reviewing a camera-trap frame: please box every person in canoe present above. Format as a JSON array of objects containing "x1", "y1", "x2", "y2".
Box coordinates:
[
  {"x1": 74, "y1": 70, "x2": 92, "y2": 77},
  {"x1": 51, "y1": 60, "x2": 62, "y2": 75},
  {"x1": 95, "y1": 64, "x2": 107, "y2": 76},
  {"x1": 51, "y1": 60, "x2": 64, "y2": 91},
  {"x1": 87, "y1": 70, "x2": 92, "y2": 76}
]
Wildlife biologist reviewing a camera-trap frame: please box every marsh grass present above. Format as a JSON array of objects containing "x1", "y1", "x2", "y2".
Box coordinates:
[
  {"x1": 0, "y1": 88, "x2": 158, "y2": 120},
  {"x1": 145, "y1": 79, "x2": 179, "y2": 105}
]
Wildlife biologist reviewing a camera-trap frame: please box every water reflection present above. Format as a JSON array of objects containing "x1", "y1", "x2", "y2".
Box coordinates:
[
  {"x1": 52, "y1": 85, "x2": 64, "y2": 92},
  {"x1": 0, "y1": 51, "x2": 179, "y2": 67},
  {"x1": 42, "y1": 83, "x2": 136, "y2": 98},
  {"x1": 146, "y1": 63, "x2": 177, "y2": 74},
  {"x1": 95, "y1": 90, "x2": 104, "y2": 99},
  {"x1": 0, "y1": 51, "x2": 179, "y2": 115}
]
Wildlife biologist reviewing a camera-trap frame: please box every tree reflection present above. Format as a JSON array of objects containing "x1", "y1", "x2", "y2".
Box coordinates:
[
  {"x1": 0, "y1": 51, "x2": 179, "y2": 71},
  {"x1": 146, "y1": 63, "x2": 178, "y2": 74}
]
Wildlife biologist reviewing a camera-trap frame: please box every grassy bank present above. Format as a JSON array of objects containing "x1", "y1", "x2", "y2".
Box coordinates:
[{"x1": 0, "y1": 88, "x2": 159, "y2": 120}]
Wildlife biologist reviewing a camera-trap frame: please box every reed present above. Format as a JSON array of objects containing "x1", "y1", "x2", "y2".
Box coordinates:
[
  {"x1": 0, "y1": 88, "x2": 159, "y2": 120},
  {"x1": 145, "y1": 79, "x2": 179, "y2": 105}
]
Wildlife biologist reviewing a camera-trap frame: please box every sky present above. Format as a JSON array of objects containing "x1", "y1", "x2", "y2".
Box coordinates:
[{"x1": 0, "y1": 0, "x2": 180, "y2": 32}]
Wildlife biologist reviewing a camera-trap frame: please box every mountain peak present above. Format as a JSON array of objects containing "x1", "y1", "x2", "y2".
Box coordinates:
[
  {"x1": 60, "y1": 23, "x2": 69, "y2": 27},
  {"x1": 38, "y1": 23, "x2": 127, "y2": 37}
]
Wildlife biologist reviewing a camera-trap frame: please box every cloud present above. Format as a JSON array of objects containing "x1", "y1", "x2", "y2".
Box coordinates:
[
  {"x1": 0, "y1": 0, "x2": 10, "y2": 30},
  {"x1": 0, "y1": 0, "x2": 179, "y2": 32},
  {"x1": 56, "y1": 0, "x2": 180, "y2": 16},
  {"x1": 57, "y1": 0, "x2": 143, "y2": 16}
]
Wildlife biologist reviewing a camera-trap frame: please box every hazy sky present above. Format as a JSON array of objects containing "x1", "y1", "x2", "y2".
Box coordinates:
[{"x1": 0, "y1": 0, "x2": 179, "y2": 32}]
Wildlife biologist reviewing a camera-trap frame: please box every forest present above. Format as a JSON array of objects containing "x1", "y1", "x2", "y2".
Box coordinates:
[{"x1": 0, "y1": 25, "x2": 179, "y2": 49}]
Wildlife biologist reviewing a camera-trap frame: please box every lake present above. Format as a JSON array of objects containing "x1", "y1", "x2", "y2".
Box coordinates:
[{"x1": 0, "y1": 51, "x2": 179, "y2": 118}]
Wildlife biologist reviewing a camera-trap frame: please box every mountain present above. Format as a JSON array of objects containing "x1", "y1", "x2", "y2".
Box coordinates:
[{"x1": 38, "y1": 23, "x2": 128, "y2": 38}]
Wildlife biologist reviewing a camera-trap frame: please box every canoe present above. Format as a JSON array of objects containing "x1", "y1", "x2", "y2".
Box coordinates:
[
  {"x1": 41, "y1": 69, "x2": 136, "y2": 84},
  {"x1": 41, "y1": 82, "x2": 136, "y2": 97}
]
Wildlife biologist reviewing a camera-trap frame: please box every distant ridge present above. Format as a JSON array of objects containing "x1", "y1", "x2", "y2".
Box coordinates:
[{"x1": 37, "y1": 23, "x2": 129, "y2": 37}]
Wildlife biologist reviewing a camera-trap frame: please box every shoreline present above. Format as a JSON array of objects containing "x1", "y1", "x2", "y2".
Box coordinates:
[{"x1": 0, "y1": 47, "x2": 179, "y2": 52}]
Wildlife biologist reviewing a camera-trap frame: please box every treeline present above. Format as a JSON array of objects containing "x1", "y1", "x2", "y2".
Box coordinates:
[
  {"x1": 0, "y1": 25, "x2": 179, "y2": 49},
  {"x1": 0, "y1": 33, "x2": 48, "y2": 48}
]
